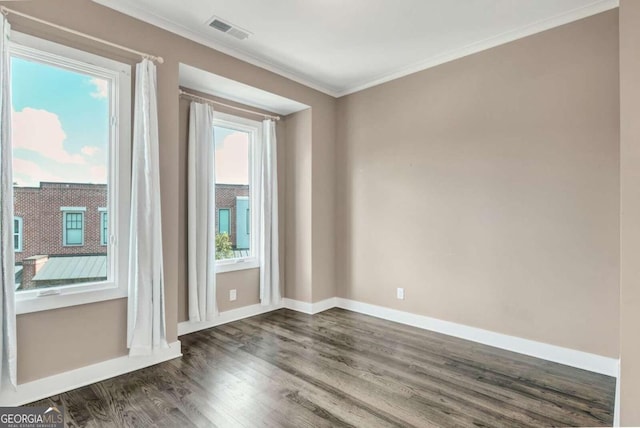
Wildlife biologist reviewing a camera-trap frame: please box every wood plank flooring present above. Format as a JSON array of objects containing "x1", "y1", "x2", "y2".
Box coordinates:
[{"x1": 29, "y1": 308, "x2": 615, "y2": 427}]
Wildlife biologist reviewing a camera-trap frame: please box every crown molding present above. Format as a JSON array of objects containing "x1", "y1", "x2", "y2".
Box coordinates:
[
  {"x1": 92, "y1": 0, "x2": 341, "y2": 97},
  {"x1": 94, "y1": 0, "x2": 618, "y2": 99},
  {"x1": 335, "y1": 0, "x2": 619, "y2": 96}
]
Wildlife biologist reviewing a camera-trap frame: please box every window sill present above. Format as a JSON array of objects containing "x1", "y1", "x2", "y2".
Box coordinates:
[
  {"x1": 216, "y1": 259, "x2": 259, "y2": 274},
  {"x1": 15, "y1": 286, "x2": 128, "y2": 315}
]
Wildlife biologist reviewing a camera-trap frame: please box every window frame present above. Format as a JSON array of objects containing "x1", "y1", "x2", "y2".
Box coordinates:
[
  {"x1": 61, "y1": 208, "x2": 86, "y2": 247},
  {"x1": 213, "y1": 112, "x2": 261, "y2": 273},
  {"x1": 13, "y1": 216, "x2": 23, "y2": 253},
  {"x1": 10, "y1": 32, "x2": 132, "y2": 314}
]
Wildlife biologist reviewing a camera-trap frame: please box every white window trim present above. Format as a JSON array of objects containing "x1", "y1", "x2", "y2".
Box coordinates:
[
  {"x1": 62, "y1": 210, "x2": 85, "y2": 247},
  {"x1": 10, "y1": 32, "x2": 132, "y2": 314},
  {"x1": 14, "y1": 216, "x2": 23, "y2": 253},
  {"x1": 213, "y1": 112, "x2": 261, "y2": 273},
  {"x1": 59, "y1": 206, "x2": 87, "y2": 212},
  {"x1": 216, "y1": 259, "x2": 260, "y2": 274}
]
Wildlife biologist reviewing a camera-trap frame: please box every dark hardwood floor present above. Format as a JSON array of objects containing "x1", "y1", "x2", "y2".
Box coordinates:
[{"x1": 30, "y1": 308, "x2": 616, "y2": 427}]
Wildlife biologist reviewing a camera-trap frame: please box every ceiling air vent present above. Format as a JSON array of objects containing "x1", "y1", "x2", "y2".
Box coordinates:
[{"x1": 208, "y1": 17, "x2": 251, "y2": 40}]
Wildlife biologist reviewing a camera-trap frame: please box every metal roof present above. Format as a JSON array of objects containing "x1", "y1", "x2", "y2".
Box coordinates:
[
  {"x1": 232, "y1": 250, "x2": 251, "y2": 258},
  {"x1": 15, "y1": 266, "x2": 22, "y2": 289},
  {"x1": 32, "y1": 255, "x2": 107, "y2": 281}
]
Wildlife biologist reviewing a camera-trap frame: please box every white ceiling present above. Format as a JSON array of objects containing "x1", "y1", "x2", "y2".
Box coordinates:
[{"x1": 95, "y1": 0, "x2": 618, "y2": 97}]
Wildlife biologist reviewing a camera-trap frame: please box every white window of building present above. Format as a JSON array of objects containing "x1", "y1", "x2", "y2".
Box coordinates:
[
  {"x1": 99, "y1": 208, "x2": 108, "y2": 246},
  {"x1": 13, "y1": 217, "x2": 23, "y2": 253},
  {"x1": 213, "y1": 113, "x2": 261, "y2": 272},
  {"x1": 62, "y1": 208, "x2": 85, "y2": 246},
  {"x1": 10, "y1": 32, "x2": 132, "y2": 314}
]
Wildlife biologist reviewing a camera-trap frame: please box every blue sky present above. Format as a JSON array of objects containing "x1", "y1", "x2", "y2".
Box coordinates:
[
  {"x1": 11, "y1": 57, "x2": 109, "y2": 187},
  {"x1": 11, "y1": 56, "x2": 249, "y2": 187}
]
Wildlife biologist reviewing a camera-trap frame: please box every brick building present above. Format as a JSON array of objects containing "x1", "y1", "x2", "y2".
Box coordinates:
[
  {"x1": 214, "y1": 184, "x2": 250, "y2": 249},
  {"x1": 14, "y1": 182, "x2": 249, "y2": 289},
  {"x1": 14, "y1": 182, "x2": 108, "y2": 264},
  {"x1": 14, "y1": 182, "x2": 108, "y2": 290}
]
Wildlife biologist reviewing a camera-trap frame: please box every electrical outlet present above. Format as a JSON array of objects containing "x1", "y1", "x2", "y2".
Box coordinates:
[
  {"x1": 229, "y1": 289, "x2": 237, "y2": 301},
  {"x1": 396, "y1": 288, "x2": 405, "y2": 300}
]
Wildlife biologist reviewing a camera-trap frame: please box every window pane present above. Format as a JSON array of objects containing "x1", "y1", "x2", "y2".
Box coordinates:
[
  {"x1": 65, "y1": 213, "x2": 84, "y2": 245},
  {"x1": 214, "y1": 125, "x2": 251, "y2": 260},
  {"x1": 12, "y1": 55, "x2": 110, "y2": 291},
  {"x1": 219, "y1": 209, "x2": 230, "y2": 235},
  {"x1": 14, "y1": 217, "x2": 22, "y2": 252},
  {"x1": 101, "y1": 212, "x2": 108, "y2": 245},
  {"x1": 66, "y1": 228, "x2": 83, "y2": 245}
]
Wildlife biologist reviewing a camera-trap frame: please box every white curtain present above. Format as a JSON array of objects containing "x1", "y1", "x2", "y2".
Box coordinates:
[
  {"x1": 127, "y1": 59, "x2": 167, "y2": 356},
  {"x1": 187, "y1": 102, "x2": 217, "y2": 322},
  {"x1": 0, "y1": 15, "x2": 16, "y2": 390},
  {"x1": 259, "y1": 120, "x2": 280, "y2": 306}
]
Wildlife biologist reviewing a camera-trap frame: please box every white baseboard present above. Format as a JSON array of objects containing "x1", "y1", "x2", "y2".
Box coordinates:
[
  {"x1": 177, "y1": 297, "x2": 336, "y2": 336},
  {"x1": 334, "y1": 298, "x2": 618, "y2": 377},
  {"x1": 283, "y1": 297, "x2": 337, "y2": 314},
  {"x1": 0, "y1": 341, "x2": 182, "y2": 406},
  {"x1": 183, "y1": 297, "x2": 619, "y2": 379},
  {"x1": 178, "y1": 302, "x2": 284, "y2": 336}
]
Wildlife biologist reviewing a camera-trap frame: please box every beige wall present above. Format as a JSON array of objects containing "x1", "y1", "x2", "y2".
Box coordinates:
[
  {"x1": 619, "y1": 0, "x2": 640, "y2": 425},
  {"x1": 335, "y1": 11, "x2": 620, "y2": 357},
  {"x1": 6, "y1": 0, "x2": 336, "y2": 383},
  {"x1": 17, "y1": 299, "x2": 127, "y2": 383},
  {"x1": 311, "y1": 102, "x2": 337, "y2": 302},
  {"x1": 284, "y1": 109, "x2": 313, "y2": 302}
]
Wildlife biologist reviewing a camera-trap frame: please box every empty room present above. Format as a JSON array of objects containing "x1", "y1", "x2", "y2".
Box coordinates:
[{"x1": 0, "y1": 0, "x2": 639, "y2": 427}]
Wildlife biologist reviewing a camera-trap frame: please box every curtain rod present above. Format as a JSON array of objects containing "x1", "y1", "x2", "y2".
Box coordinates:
[
  {"x1": 179, "y1": 90, "x2": 281, "y2": 121},
  {"x1": 0, "y1": 6, "x2": 164, "y2": 64}
]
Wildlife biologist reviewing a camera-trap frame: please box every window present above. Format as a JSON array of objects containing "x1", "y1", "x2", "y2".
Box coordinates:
[
  {"x1": 100, "y1": 209, "x2": 108, "y2": 246},
  {"x1": 213, "y1": 112, "x2": 261, "y2": 272},
  {"x1": 10, "y1": 32, "x2": 132, "y2": 314},
  {"x1": 62, "y1": 209, "x2": 85, "y2": 246},
  {"x1": 14, "y1": 217, "x2": 23, "y2": 252},
  {"x1": 218, "y1": 208, "x2": 230, "y2": 235}
]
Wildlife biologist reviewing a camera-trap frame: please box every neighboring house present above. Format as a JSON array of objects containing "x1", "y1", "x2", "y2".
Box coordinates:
[
  {"x1": 213, "y1": 184, "x2": 250, "y2": 249},
  {"x1": 13, "y1": 181, "x2": 249, "y2": 289},
  {"x1": 14, "y1": 182, "x2": 109, "y2": 264},
  {"x1": 14, "y1": 182, "x2": 108, "y2": 290}
]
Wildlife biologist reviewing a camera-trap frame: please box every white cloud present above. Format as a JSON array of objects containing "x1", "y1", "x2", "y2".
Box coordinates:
[
  {"x1": 89, "y1": 165, "x2": 107, "y2": 183},
  {"x1": 89, "y1": 78, "x2": 108, "y2": 99},
  {"x1": 215, "y1": 132, "x2": 249, "y2": 185},
  {"x1": 12, "y1": 108, "x2": 85, "y2": 165},
  {"x1": 81, "y1": 146, "x2": 100, "y2": 157},
  {"x1": 12, "y1": 108, "x2": 108, "y2": 187},
  {"x1": 13, "y1": 158, "x2": 107, "y2": 187},
  {"x1": 13, "y1": 158, "x2": 63, "y2": 187}
]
